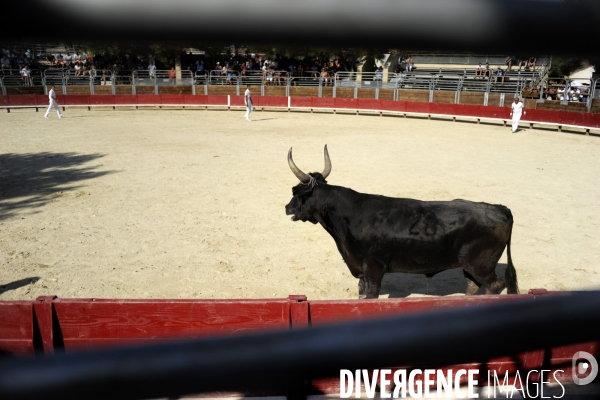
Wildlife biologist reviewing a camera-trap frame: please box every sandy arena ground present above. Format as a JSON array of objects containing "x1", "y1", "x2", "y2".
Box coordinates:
[{"x1": 1, "y1": 107, "x2": 599, "y2": 301}]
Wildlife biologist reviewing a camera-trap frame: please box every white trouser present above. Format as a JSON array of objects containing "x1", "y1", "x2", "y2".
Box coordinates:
[
  {"x1": 45, "y1": 100, "x2": 62, "y2": 117},
  {"x1": 511, "y1": 113, "x2": 521, "y2": 132},
  {"x1": 244, "y1": 102, "x2": 253, "y2": 119}
]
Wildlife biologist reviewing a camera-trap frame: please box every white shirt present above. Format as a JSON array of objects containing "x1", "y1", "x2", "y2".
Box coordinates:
[
  {"x1": 21, "y1": 67, "x2": 30, "y2": 77},
  {"x1": 244, "y1": 89, "x2": 252, "y2": 105},
  {"x1": 511, "y1": 101, "x2": 524, "y2": 116},
  {"x1": 148, "y1": 64, "x2": 156, "y2": 75},
  {"x1": 48, "y1": 88, "x2": 56, "y2": 102}
]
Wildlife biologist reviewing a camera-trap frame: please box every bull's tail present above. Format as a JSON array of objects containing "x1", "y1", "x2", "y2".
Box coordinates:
[{"x1": 505, "y1": 231, "x2": 519, "y2": 294}]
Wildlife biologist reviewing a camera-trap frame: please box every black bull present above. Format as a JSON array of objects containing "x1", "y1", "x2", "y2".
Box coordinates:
[{"x1": 285, "y1": 146, "x2": 518, "y2": 299}]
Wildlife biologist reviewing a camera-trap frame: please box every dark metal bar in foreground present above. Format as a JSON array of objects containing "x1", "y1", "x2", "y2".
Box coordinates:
[{"x1": 1, "y1": 292, "x2": 599, "y2": 400}]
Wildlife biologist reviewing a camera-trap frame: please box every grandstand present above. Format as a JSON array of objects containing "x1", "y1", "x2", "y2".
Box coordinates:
[{"x1": 1, "y1": 46, "x2": 598, "y2": 114}]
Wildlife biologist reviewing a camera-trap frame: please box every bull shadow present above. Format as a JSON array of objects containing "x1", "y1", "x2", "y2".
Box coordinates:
[
  {"x1": 380, "y1": 263, "x2": 509, "y2": 298},
  {"x1": 0, "y1": 152, "x2": 114, "y2": 220}
]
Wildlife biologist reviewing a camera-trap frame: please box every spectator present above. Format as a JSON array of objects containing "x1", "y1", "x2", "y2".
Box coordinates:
[
  {"x1": 494, "y1": 67, "x2": 505, "y2": 85},
  {"x1": 56, "y1": 52, "x2": 64, "y2": 68},
  {"x1": 374, "y1": 66, "x2": 382, "y2": 87},
  {"x1": 16, "y1": 54, "x2": 27, "y2": 69},
  {"x1": 46, "y1": 53, "x2": 55, "y2": 66},
  {"x1": 274, "y1": 70, "x2": 283, "y2": 86},
  {"x1": 516, "y1": 56, "x2": 527, "y2": 71},
  {"x1": 531, "y1": 86, "x2": 540, "y2": 99},
  {"x1": 475, "y1": 62, "x2": 483, "y2": 79},
  {"x1": 73, "y1": 52, "x2": 82, "y2": 63},
  {"x1": 64, "y1": 52, "x2": 73, "y2": 67},
  {"x1": 74, "y1": 62, "x2": 82, "y2": 76},
  {"x1": 406, "y1": 55, "x2": 414, "y2": 72},
  {"x1": 321, "y1": 67, "x2": 330, "y2": 86},
  {"x1": 25, "y1": 49, "x2": 32, "y2": 60},
  {"x1": 168, "y1": 67, "x2": 176, "y2": 84},
  {"x1": 1, "y1": 54, "x2": 10, "y2": 73},
  {"x1": 526, "y1": 57, "x2": 536, "y2": 70},
  {"x1": 483, "y1": 62, "x2": 492, "y2": 78},
  {"x1": 504, "y1": 56, "x2": 514, "y2": 70},
  {"x1": 310, "y1": 63, "x2": 319, "y2": 78},
  {"x1": 148, "y1": 61, "x2": 156, "y2": 81},
  {"x1": 20, "y1": 65, "x2": 31, "y2": 86}
]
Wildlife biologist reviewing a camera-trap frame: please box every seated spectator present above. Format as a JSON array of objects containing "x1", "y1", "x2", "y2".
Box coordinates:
[
  {"x1": 475, "y1": 62, "x2": 483, "y2": 78},
  {"x1": 64, "y1": 52, "x2": 73, "y2": 67},
  {"x1": 310, "y1": 64, "x2": 319, "y2": 78},
  {"x1": 1, "y1": 54, "x2": 10, "y2": 72},
  {"x1": 25, "y1": 49, "x2": 32, "y2": 60},
  {"x1": 494, "y1": 67, "x2": 505, "y2": 85},
  {"x1": 74, "y1": 62, "x2": 82, "y2": 76},
  {"x1": 531, "y1": 86, "x2": 539, "y2": 98},
  {"x1": 504, "y1": 56, "x2": 514, "y2": 70},
  {"x1": 56, "y1": 53, "x2": 64, "y2": 68},
  {"x1": 16, "y1": 54, "x2": 27, "y2": 69},
  {"x1": 526, "y1": 57, "x2": 536, "y2": 70},
  {"x1": 73, "y1": 52, "x2": 82, "y2": 63},
  {"x1": 274, "y1": 70, "x2": 283, "y2": 86},
  {"x1": 483, "y1": 62, "x2": 492, "y2": 78},
  {"x1": 46, "y1": 53, "x2": 55, "y2": 66}
]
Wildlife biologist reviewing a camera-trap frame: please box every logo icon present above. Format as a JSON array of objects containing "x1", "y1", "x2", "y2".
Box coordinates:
[{"x1": 572, "y1": 351, "x2": 598, "y2": 385}]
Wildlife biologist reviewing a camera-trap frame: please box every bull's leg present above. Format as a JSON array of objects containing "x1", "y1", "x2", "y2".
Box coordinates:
[
  {"x1": 363, "y1": 263, "x2": 385, "y2": 299},
  {"x1": 463, "y1": 270, "x2": 482, "y2": 295},
  {"x1": 358, "y1": 275, "x2": 366, "y2": 299},
  {"x1": 459, "y1": 244, "x2": 506, "y2": 295}
]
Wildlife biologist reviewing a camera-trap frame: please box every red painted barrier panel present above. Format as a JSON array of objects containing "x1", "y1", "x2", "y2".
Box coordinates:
[
  {"x1": 478, "y1": 105, "x2": 508, "y2": 119},
  {"x1": 291, "y1": 97, "x2": 313, "y2": 108},
  {"x1": 137, "y1": 94, "x2": 159, "y2": 105},
  {"x1": 381, "y1": 100, "x2": 407, "y2": 113},
  {"x1": 358, "y1": 99, "x2": 383, "y2": 110},
  {"x1": 115, "y1": 94, "x2": 137, "y2": 105},
  {"x1": 52, "y1": 298, "x2": 292, "y2": 351},
  {"x1": 183, "y1": 94, "x2": 208, "y2": 105},
  {"x1": 257, "y1": 96, "x2": 287, "y2": 108},
  {"x1": 63, "y1": 95, "x2": 91, "y2": 106},
  {"x1": 312, "y1": 98, "x2": 335, "y2": 109},
  {"x1": 429, "y1": 102, "x2": 457, "y2": 116},
  {"x1": 160, "y1": 94, "x2": 184, "y2": 105},
  {"x1": 205, "y1": 95, "x2": 228, "y2": 106},
  {"x1": 0, "y1": 96, "x2": 10, "y2": 108},
  {"x1": 36, "y1": 94, "x2": 49, "y2": 107},
  {"x1": 229, "y1": 95, "x2": 245, "y2": 107},
  {"x1": 8, "y1": 95, "x2": 37, "y2": 107},
  {"x1": 0, "y1": 301, "x2": 34, "y2": 356},
  {"x1": 88, "y1": 95, "x2": 115, "y2": 105},
  {"x1": 406, "y1": 101, "x2": 431, "y2": 114},
  {"x1": 334, "y1": 98, "x2": 359, "y2": 109}
]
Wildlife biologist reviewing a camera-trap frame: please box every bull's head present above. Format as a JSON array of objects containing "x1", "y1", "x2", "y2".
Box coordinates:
[{"x1": 285, "y1": 145, "x2": 331, "y2": 224}]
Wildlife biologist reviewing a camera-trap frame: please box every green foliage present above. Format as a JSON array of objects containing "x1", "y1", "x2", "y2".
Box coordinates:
[{"x1": 548, "y1": 57, "x2": 584, "y2": 77}]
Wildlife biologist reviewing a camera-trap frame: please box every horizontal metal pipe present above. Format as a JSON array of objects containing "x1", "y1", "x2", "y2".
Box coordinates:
[{"x1": 1, "y1": 292, "x2": 599, "y2": 400}]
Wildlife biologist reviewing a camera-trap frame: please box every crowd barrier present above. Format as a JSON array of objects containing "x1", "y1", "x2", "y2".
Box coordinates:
[
  {"x1": 2, "y1": 94, "x2": 599, "y2": 134},
  {"x1": 0, "y1": 290, "x2": 597, "y2": 397}
]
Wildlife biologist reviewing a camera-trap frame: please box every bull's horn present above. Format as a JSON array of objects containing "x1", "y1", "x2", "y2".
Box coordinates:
[
  {"x1": 288, "y1": 147, "x2": 311, "y2": 184},
  {"x1": 322, "y1": 144, "x2": 332, "y2": 179}
]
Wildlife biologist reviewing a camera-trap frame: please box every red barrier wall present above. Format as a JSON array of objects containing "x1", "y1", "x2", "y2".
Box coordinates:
[
  {"x1": 3, "y1": 94, "x2": 599, "y2": 130},
  {"x1": 0, "y1": 302, "x2": 34, "y2": 356}
]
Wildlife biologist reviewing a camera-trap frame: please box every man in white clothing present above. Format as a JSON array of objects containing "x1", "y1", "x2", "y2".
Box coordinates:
[
  {"x1": 44, "y1": 85, "x2": 63, "y2": 119},
  {"x1": 244, "y1": 85, "x2": 253, "y2": 121},
  {"x1": 510, "y1": 96, "x2": 525, "y2": 133}
]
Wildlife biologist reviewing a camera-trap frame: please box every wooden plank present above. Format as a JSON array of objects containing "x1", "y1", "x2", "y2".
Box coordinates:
[
  {"x1": 379, "y1": 89, "x2": 395, "y2": 100},
  {"x1": 93, "y1": 85, "x2": 112, "y2": 95},
  {"x1": 289, "y1": 87, "x2": 318, "y2": 97},
  {"x1": 397, "y1": 90, "x2": 429, "y2": 103},
  {"x1": 459, "y1": 92, "x2": 485, "y2": 105},
  {"x1": 264, "y1": 86, "x2": 286, "y2": 97},
  {"x1": 335, "y1": 87, "x2": 355, "y2": 99},
  {"x1": 537, "y1": 101, "x2": 588, "y2": 113},
  {"x1": 321, "y1": 87, "x2": 334, "y2": 98},
  {"x1": 432, "y1": 91, "x2": 455, "y2": 104},
  {"x1": 207, "y1": 86, "x2": 237, "y2": 95},
  {"x1": 115, "y1": 85, "x2": 133, "y2": 95},
  {"x1": 0, "y1": 301, "x2": 34, "y2": 355},
  {"x1": 158, "y1": 85, "x2": 193, "y2": 95},
  {"x1": 357, "y1": 88, "x2": 376, "y2": 99},
  {"x1": 52, "y1": 299, "x2": 291, "y2": 351},
  {"x1": 66, "y1": 86, "x2": 91, "y2": 95}
]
